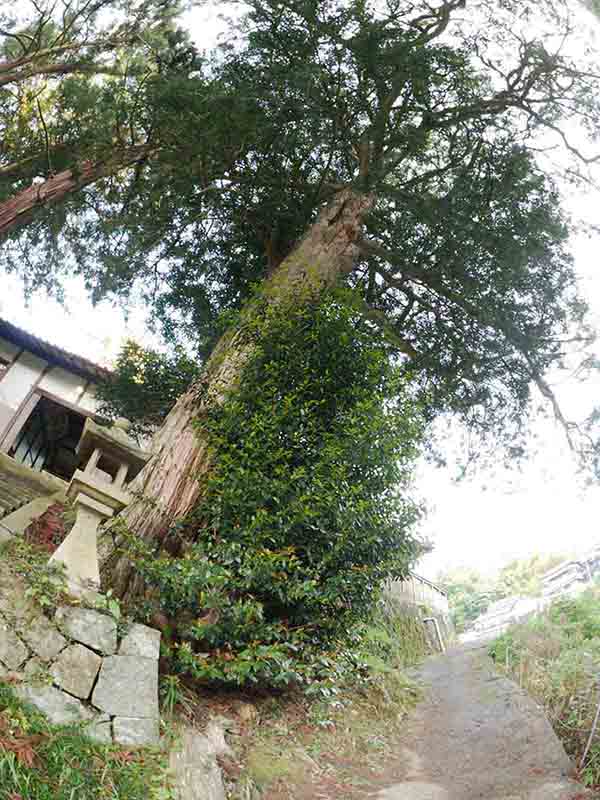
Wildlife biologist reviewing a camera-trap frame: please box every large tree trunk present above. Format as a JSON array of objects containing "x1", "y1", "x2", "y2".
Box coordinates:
[
  {"x1": 0, "y1": 145, "x2": 152, "y2": 240},
  {"x1": 105, "y1": 187, "x2": 374, "y2": 602}
]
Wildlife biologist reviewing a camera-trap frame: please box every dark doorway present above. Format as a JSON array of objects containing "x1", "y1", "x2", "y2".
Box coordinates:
[{"x1": 9, "y1": 395, "x2": 85, "y2": 481}]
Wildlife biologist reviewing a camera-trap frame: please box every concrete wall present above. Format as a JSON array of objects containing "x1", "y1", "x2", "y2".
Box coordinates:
[{"x1": 0, "y1": 336, "x2": 99, "y2": 450}]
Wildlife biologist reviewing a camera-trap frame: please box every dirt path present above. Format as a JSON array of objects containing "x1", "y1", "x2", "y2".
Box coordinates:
[{"x1": 376, "y1": 643, "x2": 595, "y2": 800}]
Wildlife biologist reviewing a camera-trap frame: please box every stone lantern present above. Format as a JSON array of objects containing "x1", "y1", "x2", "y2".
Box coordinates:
[{"x1": 49, "y1": 418, "x2": 150, "y2": 598}]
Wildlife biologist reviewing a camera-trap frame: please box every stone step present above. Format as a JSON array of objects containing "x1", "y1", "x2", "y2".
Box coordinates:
[
  {"x1": 0, "y1": 486, "x2": 30, "y2": 509},
  {"x1": 0, "y1": 473, "x2": 37, "y2": 493},
  {"x1": 0, "y1": 482, "x2": 31, "y2": 501},
  {"x1": 0, "y1": 472, "x2": 40, "y2": 518},
  {"x1": 0, "y1": 494, "x2": 20, "y2": 514},
  {"x1": 0, "y1": 454, "x2": 60, "y2": 519}
]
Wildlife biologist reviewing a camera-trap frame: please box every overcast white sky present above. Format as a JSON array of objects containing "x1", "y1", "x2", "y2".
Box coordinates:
[
  {"x1": 419, "y1": 184, "x2": 600, "y2": 579},
  {"x1": 1, "y1": 1, "x2": 599, "y2": 581}
]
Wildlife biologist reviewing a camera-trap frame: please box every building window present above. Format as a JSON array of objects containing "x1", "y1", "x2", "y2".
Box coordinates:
[{"x1": 9, "y1": 395, "x2": 86, "y2": 480}]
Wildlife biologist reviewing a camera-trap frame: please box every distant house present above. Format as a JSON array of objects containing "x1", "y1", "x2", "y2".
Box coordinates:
[
  {"x1": 0, "y1": 318, "x2": 109, "y2": 483},
  {"x1": 540, "y1": 547, "x2": 600, "y2": 599}
]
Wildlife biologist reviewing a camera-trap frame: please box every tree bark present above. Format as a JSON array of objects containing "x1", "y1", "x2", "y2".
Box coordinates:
[
  {"x1": 0, "y1": 62, "x2": 127, "y2": 88},
  {"x1": 0, "y1": 144, "x2": 152, "y2": 241},
  {"x1": 104, "y1": 187, "x2": 374, "y2": 602}
]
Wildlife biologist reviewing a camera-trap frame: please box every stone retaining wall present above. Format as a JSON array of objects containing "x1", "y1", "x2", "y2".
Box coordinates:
[{"x1": 0, "y1": 567, "x2": 161, "y2": 746}]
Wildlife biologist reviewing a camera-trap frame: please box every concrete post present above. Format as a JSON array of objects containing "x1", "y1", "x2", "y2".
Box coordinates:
[
  {"x1": 86, "y1": 448, "x2": 101, "y2": 473},
  {"x1": 114, "y1": 463, "x2": 129, "y2": 488}
]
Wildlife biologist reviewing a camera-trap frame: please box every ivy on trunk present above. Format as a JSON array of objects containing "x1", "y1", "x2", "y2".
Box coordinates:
[{"x1": 118, "y1": 289, "x2": 424, "y2": 686}]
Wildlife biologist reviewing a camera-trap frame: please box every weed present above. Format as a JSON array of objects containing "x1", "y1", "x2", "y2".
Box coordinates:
[
  {"x1": 490, "y1": 588, "x2": 600, "y2": 790},
  {"x1": 92, "y1": 589, "x2": 122, "y2": 621},
  {"x1": 161, "y1": 675, "x2": 183, "y2": 717},
  {"x1": 0, "y1": 538, "x2": 68, "y2": 612},
  {"x1": 0, "y1": 681, "x2": 174, "y2": 799}
]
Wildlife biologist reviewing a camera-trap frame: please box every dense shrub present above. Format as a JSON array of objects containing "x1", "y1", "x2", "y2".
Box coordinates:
[
  {"x1": 132, "y1": 292, "x2": 424, "y2": 687},
  {"x1": 96, "y1": 340, "x2": 200, "y2": 439}
]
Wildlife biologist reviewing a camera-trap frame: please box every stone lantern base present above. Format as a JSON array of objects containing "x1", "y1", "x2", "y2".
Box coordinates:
[
  {"x1": 49, "y1": 493, "x2": 114, "y2": 599},
  {"x1": 47, "y1": 418, "x2": 150, "y2": 600}
]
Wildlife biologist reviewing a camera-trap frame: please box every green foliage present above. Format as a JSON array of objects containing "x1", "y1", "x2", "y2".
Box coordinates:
[
  {"x1": 0, "y1": 682, "x2": 172, "y2": 799},
  {"x1": 440, "y1": 553, "x2": 568, "y2": 632},
  {"x1": 159, "y1": 675, "x2": 183, "y2": 717},
  {"x1": 489, "y1": 589, "x2": 600, "y2": 789},
  {"x1": 1, "y1": 1, "x2": 598, "y2": 459},
  {"x1": 357, "y1": 598, "x2": 431, "y2": 671},
  {"x1": 233, "y1": 599, "x2": 424, "y2": 796},
  {"x1": 130, "y1": 292, "x2": 424, "y2": 687},
  {"x1": 548, "y1": 594, "x2": 600, "y2": 641},
  {"x1": 95, "y1": 340, "x2": 200, "y2": 438},
  {"x1": 92, "y1": 589, "x2": 122, "y2": 622},
  {"x1": 496, "y1": 553, "x2": 567, "y2": 599},
  {"x1": 0, "y1": 538, "x2": 67, "y2": 611},
  {"x1": 437, "y1": 568, "x2": 503, "y2": 633}
]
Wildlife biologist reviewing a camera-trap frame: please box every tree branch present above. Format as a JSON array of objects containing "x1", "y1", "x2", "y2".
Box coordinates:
[{"x1": 360, "y1": 236, "x2": 578, "y2": 447}]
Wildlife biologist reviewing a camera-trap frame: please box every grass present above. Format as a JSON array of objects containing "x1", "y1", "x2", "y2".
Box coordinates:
[
  {"x1": 0, "y1": 532, "x2": 436, "y2": 799},
  {"x1": 0, "y1": 681, "x2": 173, "y2": 800},
  {"x1": 361, "y1": 598, "x2": 433, "y2": 669},
  {"x1": 229, "y1": 668, "x2": 421, "y2": 799},
  {"x1": 489, "y1": 587, "x2": 600, "y2": 790}
]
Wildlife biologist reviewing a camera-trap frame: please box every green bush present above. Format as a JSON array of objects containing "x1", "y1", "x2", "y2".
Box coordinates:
[
  {"x1": 132, "y1": 291, "x2": 424, "y2": 687},
  {"x1": 96, "y1": 340, "x2": 200, "y2": 440}
]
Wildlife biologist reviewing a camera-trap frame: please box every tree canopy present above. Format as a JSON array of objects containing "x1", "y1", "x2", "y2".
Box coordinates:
[
  {"x1": 94, "y1": 339, "x2": 200, "y2": 438},
  {"x1": 1, "y1": 0, "x2": 600, "y2": 459}
]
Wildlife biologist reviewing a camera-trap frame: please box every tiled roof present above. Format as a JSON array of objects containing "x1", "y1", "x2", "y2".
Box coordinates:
[{"x1": 0, "y1": 318, "x2": 111, "y2": 384}]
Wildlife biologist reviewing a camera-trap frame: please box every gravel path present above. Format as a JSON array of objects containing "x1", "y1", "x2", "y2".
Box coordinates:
[{"x1": 376, "y1": 644, "x2": 596, "y2": 800}]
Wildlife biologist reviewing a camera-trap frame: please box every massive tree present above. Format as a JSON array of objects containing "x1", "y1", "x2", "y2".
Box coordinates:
[
  {"x1": 1, "y1": 0, "x2": 600, "y2": 597},
  {"x1": 0, "y1": 0, "x2": 220, "y2": 293}
]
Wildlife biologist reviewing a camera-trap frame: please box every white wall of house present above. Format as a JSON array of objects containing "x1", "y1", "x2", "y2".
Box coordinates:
[
  {"x1": 0, "y1": 335, "x2": 99, "y2": 450},
  {"x1": 0, "y1": 351, "x2": 46, "y2": 431}
]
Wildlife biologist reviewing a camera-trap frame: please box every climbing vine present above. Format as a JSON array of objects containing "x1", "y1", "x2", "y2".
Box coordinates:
[{"x1": 129, "y1": 291, "x2": 425, "y2": 687}]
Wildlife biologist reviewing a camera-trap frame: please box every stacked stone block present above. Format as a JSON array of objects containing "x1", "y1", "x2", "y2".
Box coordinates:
[{"x1": 0, "y1": 600, "x2": 161, "y2": 746}]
